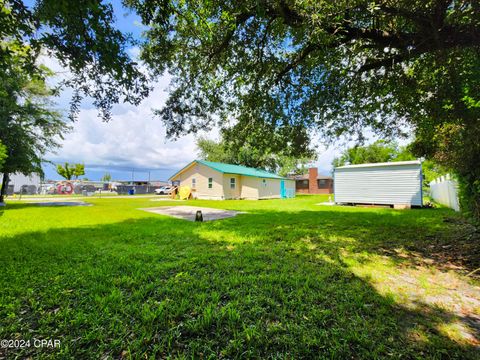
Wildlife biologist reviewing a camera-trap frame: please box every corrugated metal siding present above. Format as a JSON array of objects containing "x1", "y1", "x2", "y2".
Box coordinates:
[{"x1": 334, "y1": 164, "x2": 422, "y2": 206}]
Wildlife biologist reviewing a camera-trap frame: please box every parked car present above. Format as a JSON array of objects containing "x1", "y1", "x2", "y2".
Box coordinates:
[{"x1": 154, "y1": 186, "x2": 175, "y2": 195}]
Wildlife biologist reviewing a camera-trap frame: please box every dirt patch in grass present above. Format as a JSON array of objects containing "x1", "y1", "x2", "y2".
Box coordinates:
[
  {"x1": 393, "y1": 270, "x2": 480, "y2": 345},
  {"x1": 347, "y1": 215, "x2": 480, "y2": 347},
  {"x1": 379, "y1": 216, "x2": 480, "y2": 276},
  {"x1": 346, "y1": 251, "x2": 480, "y2": 347}
]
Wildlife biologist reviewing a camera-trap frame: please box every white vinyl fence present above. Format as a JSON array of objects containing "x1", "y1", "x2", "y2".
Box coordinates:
[{"x1": 429, "y1": 174, "x2": 460, "y2": 211}]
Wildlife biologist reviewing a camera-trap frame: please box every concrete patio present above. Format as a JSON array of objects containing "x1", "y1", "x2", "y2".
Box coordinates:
[{"x1": 139, "y1": 206, "x2": 243, "y2": 221}]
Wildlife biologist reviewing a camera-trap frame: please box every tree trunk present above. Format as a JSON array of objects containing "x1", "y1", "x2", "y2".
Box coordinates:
[{"x1": 0, "y1": 172, "x2": 10, "y2": 203}]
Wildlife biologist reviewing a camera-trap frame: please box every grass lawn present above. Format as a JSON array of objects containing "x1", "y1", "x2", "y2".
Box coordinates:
[{"x1": 1, "y1": 195, "x2": 479, "y2": 359}]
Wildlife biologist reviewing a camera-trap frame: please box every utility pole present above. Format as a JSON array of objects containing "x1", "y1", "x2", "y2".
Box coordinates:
[
  {"x1": 148, "y1": 171, "x2": 151, "y2": 193},
  {"x1": 132, "y1": 168, "x2": 135, "y2": 194}
]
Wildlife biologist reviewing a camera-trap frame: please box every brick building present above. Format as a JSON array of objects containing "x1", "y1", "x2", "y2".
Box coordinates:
[{"x1": 293, "y1": 168, "x2": 333, "y2": 194}]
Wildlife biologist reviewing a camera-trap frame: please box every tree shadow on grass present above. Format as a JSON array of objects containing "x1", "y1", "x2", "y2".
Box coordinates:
[
  {"x1": 0, "y1": 211, "x2": 479, "y2": 359},
  {"x1": 0, "y1": 202, "x2": 48, "y2": 211},
  {"x1": 0, "y1": 202, "x2": 94, "y2": 211},
  {"x1": 224, "y1": 207, "x2": 480, "y2": 273},
  {"x1": 215, "y1": 209, "x2": 480, "y2": 334}
]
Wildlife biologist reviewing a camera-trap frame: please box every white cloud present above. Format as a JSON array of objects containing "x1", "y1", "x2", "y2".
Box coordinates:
[
  {"x1": 42, "y1": 53, "x2": 208, "y2": 172},
  {"x1": 47, "y1": 80, "x2": 203, "y2": 170},
  {"x1": 314, "y1": 147, "x2": 336, "y2": 175}
]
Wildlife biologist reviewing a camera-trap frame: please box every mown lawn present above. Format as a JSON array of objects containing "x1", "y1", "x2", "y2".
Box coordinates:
[{"x1": 0, "y1": 195, "x2": 479, "y2": 359}]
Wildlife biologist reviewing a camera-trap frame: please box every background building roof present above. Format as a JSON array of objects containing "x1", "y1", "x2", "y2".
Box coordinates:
[{"x1": 292, "y1": 174, "x2": 333, "y2": 180}]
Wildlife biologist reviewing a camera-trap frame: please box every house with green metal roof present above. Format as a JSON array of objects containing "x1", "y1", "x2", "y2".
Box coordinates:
[{"x1": 169, "y1": 160, "x2": 295, "y2": 200}]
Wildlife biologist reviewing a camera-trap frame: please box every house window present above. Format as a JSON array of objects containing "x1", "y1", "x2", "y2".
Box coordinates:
[
  {"x1": 262, "y1": 179, "x2": 267, "y2": 187},
  {"x1": 230, "y1": 178, "x2": 236, "y2": 189},
  {"x1": 317, "y1": 179, "x2": 328, "y2": 188},
  {"x1": 208, "y1": 177, "x2": 213, "y2": 189},
  {"x1": 296, "y1": 179, "x2": 309, "y2": 189},
  {"x1": 191, "y1": 178, "x2": 196, "y2": 188}
]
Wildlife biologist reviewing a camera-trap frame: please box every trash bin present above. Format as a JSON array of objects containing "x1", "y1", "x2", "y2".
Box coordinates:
[{"x1": 128, "y1": 189, "x2": 135, "y2": 195}]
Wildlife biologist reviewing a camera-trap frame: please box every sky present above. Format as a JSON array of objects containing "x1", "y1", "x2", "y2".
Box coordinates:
[{"x1": 37, "y1": 1, "x2": 357, "y2": 181}]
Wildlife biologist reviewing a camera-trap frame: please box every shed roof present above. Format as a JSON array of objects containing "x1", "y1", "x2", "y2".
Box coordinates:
[
  {"x1": 335, "y1": 160, "x2": 421, "y2": 170},
  {"x1": 169, "y1": 160, "x2": 288, "y2": 180}
]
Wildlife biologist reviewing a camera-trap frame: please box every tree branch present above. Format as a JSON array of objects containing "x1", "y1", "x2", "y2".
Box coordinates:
[
  {"x1": 275, "y1": 42, "x2": 318, "y2": 83},
  {"x1": 207, "y1": 12, "x2": 253, "y2": 65},
  {"x1": 339, "y1": 25, "x2": 416, "y2": 48},
  {"x1": 359, "y1": 53, "x2": 409, "y2": 72},
  {"x1": 378, "y1": 5, "x2": 431, "y2": 26}
]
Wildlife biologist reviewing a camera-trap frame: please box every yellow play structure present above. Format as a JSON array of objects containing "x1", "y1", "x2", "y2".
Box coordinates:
[{"x1": 178, "y1": 186, "x2": 191, "y2": 200}]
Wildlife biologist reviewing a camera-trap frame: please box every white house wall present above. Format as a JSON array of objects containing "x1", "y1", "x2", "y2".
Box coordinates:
[
  {"x1": 285, "y1": 179, "x2": 296, "y2": 194},
  {"x1": 258, "y1": 178, "x2": 280, "y2": 199},
  {"x1": 173, "y1": 163, "x2": 225, "y2": 199},
  {"x1": 222, "y1": 174, "x2": 241, "y2": 199},
  {"x1": 240, "y1": 176, "x2": 260, "y2": 199},
  {"x1": 334, "y1": 164, "x2": 422, "y2": 206},
  {"x1": 171, "y1": 162, "x2": 295, "y2": 200}
]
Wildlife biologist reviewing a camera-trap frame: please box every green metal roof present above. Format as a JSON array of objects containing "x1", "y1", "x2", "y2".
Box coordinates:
[{"x1": 170, "y1": 160, "x2": 287, "y2": 180}]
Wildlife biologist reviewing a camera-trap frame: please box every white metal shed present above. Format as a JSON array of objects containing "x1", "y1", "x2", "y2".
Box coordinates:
[{"x1": 334, "y1": 160, "x2": 423, "y2": 207}]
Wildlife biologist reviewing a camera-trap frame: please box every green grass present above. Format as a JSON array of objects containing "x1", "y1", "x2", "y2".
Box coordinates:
[{"x1": 0, "y1": 195, "x2": 479, "y2": 359}]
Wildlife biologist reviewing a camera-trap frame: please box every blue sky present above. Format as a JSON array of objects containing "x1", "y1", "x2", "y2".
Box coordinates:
[
  {"x1": 38, "y1": 1, "x2": 200, "y2": 181},
  {"x1": 35, "y1": 1, "x2": 343, "y2": 181}
]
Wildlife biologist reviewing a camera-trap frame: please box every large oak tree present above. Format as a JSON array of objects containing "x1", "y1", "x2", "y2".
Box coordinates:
[
  {"x1": 0, "y1": 141, "x2": 6, "y2": 171},
  {"x1": 0, "y1": 60, "x2": 66, "y2": 202},
  {"x1": 1, "y1": 0, "x2": 150, "y2": 120},
  {"x1": 126, "y1": 0, "x2": 480, "y2": 217},
  {"x1": 1, "y1": 1, "x2": 150, "y2": 202}
]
